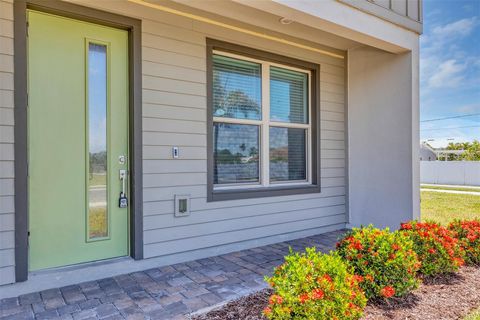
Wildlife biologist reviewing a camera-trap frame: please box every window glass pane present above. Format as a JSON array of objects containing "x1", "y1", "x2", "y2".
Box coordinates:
[
  {"x1": 213, "y1": 54, "x2": 262, "y2": 120},
  {"x1": 270, "y1": 66, "x2": 308, "y2": 124},
  {"x1": 213, "y1": 123, "x2": 260, "y2": 184},
  {"x1": 269, "y1": 127, "x2": 306, "y2": 181},
  {"x1": 88, "y1": 43, "x2": 108, "y2": 240}
]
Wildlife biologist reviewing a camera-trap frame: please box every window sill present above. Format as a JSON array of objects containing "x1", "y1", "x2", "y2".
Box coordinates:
[{"x1": 209, "y1": 184, "x2": 320, "y2": 202}]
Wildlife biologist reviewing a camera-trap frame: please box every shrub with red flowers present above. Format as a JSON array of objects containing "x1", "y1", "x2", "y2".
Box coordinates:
[
  {"x1": 400, "y1": 221, "x2": 465, "y2": 276},
  {"x1": 263, "y1": 248, "x2": 366, "y2": 320},
  {"x1": 336, "y1": 225, "x2": 420, "y2": 300},
  {"x1": 448, "y1": 219, "x2": 480, "y2": 265}
]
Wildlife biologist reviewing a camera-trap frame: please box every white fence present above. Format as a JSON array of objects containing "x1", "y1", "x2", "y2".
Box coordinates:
[{"x1": 420, "y1": 161, "x2": 480, "y2": 186}]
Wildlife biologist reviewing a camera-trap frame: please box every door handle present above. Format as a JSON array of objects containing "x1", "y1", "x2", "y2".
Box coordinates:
[
  {"x1": 119, "y1": 169, "x2": 128, "y2": 208},
  {"x1": 119, "y1": 169, "x2": 127, "y2": 193}
]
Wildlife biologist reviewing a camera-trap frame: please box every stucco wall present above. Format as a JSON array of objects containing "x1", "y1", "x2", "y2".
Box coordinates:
[
  {"x1": 348, "y1": 46, "x2": 417, "y2": 229},
  {"x1": 0, "y1": 0, "x2": 15, "y2": 286}
]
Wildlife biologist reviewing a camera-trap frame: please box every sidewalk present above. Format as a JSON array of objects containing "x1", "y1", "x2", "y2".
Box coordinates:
[
  {"x1": 421, "y1": 189, "x2": 480, "y2": 196},
  {"x1": 421, "y1": 184, "x2": 480, "y2": 190}
]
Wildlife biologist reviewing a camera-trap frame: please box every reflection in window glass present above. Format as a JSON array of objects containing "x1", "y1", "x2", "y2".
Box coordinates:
[
  {"x1": 88, "y1": 43, "x2": 108, "y2": 240},
  {"x1": 269, "y1": 127, "x2": 306, "y2": 182},
  {"x1": 213, "y1": 123, "x2": 260, "y2": 184},
  {"x1": 270, "y1": 66, "x2": 308, "y2": 124},
  {"x1": 213, "y1": 55, "x2": 262, "y2": 120}
]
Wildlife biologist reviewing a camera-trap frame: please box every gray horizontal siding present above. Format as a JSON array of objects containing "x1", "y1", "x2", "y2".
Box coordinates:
[
  {"x1": 0, "y1": 0, "x2": 14, "y2": 286},
  {"x1": 338, "y1": 0, "x2": 422, "y2": 33},
  {"x1": 0, "y1": 0, "x2": 349, "y2": 284},
  {"x1": 124, "y1": 5, "x2": 349, "y2": 259}
]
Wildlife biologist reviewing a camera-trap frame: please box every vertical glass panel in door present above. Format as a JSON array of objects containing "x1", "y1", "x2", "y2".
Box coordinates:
[
  {"x1": 213, "y1": 123, "x2": 260, "y2": 184},
  {"x1": 269, "y1": 127, "x2": 306, "y2": 182},
  {"x1": 212, "y1": 55, "x2": 262, "y2": 120},
  {"x1": 88, "y1": 43, "x2": 108, "y2": 240},
  {"x1": 270, "y1": 66, "x2": 308, "y2": 124}
]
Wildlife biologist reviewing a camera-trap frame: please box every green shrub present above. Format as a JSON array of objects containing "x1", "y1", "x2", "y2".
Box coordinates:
[
  {"x1": 448, "y1": 219, "x2": 480, "y2": 265},
  {"x1": 264, "y1": 248, "x2": 366, "y2": 320},
  {"x1": 400, "y1": 221, "x2": 464, "y2": 276},
  {"x1": 336, "y1": 225, "x2": 420, "y2": 300}
]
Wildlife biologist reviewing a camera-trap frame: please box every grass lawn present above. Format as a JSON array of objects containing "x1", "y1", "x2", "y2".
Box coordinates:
[
  {"x1": 421, "y1": 190, "x2": 480, "y2": 319},
  {"x1": 421, "y1": 185, "x2": 480, "y2": 193},
  {"x1": 421, "y1": 191, "x2": 480, "y2": 225},
  {"x1": 465, "y1": 308, "x2": 480, "y2": 320}
]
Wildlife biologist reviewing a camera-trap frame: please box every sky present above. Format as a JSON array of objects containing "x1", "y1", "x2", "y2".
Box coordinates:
[{"x1": 420, "y1": 0, "x2": 480, "y2": 148}]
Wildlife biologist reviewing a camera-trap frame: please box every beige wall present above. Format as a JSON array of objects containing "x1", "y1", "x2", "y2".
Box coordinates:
[{"x1": 0, "y1": 0, "x2": 15, "y2": 286}]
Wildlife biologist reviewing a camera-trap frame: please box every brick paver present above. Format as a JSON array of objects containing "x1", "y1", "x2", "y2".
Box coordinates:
[{"x1": 0, "y1": 230, "x2": 344, "y2": 320}]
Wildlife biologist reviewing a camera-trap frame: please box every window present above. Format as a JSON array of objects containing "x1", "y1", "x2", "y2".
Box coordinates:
[
  {"x1": 207, "y1": 39, "x2": 320, "y2": 201},
  {"x1": 87, "y1": 41, "x2": 109, "y2": 240}
]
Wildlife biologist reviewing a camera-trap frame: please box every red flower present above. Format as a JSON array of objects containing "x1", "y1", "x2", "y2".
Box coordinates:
[
  {"x1": 311, "y1": 288, "x2": 324, "y2": 300},
  {"x1": 428, "y1": 248, "x2": 436, "y2": 254},
  {"x1": 323, "y1": 274, "x2": 333, "y2": 283},
  {"x1": 263, "y1": 307, "x2": 272, "y2": 315},
  {"x1": 401, "y1": 223, "x2": 412, "y2": 230},
  {"x1": 467, "y1": 233, "x2": 477, "y2": 242},
  {"x1": 380, "y1": 286, "x2": 395, "y2": 298},
  {"x1": 353, "y1": 241, "x2": 363, "y2": 250},
  {"x1": 269, "y1": 294, "x2": 283, "y2": 305},
  {"x1": 299, "y1": 293, "x2": 309, "y2": 304},
  {"x1": 392, "y1": 243, "x2": 400, "y2": 251},
  {"x1": 453, "y1": 257, "x2": 464, "y2": 267},
  {"x1": 353, "y1": 275, "x2": 364, "y2": 283}
]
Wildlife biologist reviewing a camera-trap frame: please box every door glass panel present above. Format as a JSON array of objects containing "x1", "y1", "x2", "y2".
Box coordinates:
[{"x1": 87, "y1": 43, "x2": 108, "y2": 240}]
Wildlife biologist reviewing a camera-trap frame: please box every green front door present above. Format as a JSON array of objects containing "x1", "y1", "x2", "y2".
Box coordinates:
[{"x1": 28, "y1": 11, "x2": 129, "y2": 271}]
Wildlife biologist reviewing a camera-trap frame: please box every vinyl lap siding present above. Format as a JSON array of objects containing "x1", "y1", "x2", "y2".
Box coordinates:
[
  {"x1": 0, "y1": 0, "x2": 348, "y2": 285},
  {"x1": 135, "y1": 10, "x2": 347, "y2": 259},
  {"x1": 0, "y1": 0, "x2": 15, "y2": 285}
]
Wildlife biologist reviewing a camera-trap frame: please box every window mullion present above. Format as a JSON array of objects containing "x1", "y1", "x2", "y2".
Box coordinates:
[{"x1": 261, "y1": 63, "x2": 270, "y2": 187}]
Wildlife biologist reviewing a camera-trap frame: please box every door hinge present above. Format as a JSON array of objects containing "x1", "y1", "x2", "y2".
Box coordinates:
[
  {"x1": 26, "y1": 93, "x2": 29, "y2": 108},
  {"x1": 26, "y1": 21, "x2": 29, "y2": 37},
  {"x1": 26, "y1": 161, "x2": 29, "y2": 177}
]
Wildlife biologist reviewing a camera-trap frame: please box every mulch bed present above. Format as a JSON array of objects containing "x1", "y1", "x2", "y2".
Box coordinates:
[{"x1": 192, "y1": 266, "x2": 480, "y2": 320}]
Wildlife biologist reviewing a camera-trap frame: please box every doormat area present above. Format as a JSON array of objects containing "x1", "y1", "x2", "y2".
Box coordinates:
[{"x1": 192, "y1": 266, "x2": 480, "y2": 320}]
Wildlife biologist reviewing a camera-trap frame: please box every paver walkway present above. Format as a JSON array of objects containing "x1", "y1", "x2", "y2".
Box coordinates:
[{"x1": 0, "y1": 230, "x2": 345, "y2": 320}]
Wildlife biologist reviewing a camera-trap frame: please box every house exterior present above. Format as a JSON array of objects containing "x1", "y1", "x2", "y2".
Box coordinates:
[
  {"x1": 0, "y1": 0, "x2": 422, "y2": 289},
  {"x1": 420, "y1": 142, "x2": 437, "y2": 161}
]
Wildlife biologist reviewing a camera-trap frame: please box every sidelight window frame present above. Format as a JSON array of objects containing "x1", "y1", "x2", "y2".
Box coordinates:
[
  {"x1": 85, "y1": 38, "x2": 112, "y2": 242},
  {"x1": 207, "y1": 39, "x2": 321, "y2": 202}
]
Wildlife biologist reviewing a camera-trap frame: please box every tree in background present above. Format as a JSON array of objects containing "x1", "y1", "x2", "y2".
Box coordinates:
[
  {"x1": 446, "y1": 140, "x2": 480, "y2": 161},
  {"x1": 462, "y1": 140, "x2": 480, "y2": 161}
]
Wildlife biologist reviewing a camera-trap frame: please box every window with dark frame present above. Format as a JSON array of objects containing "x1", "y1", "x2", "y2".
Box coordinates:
[{"x1": 207, "y1": 40, "x2": 320, "y2": 201}]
